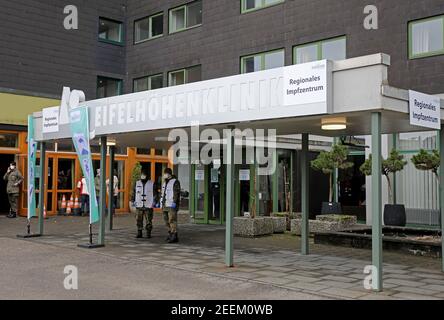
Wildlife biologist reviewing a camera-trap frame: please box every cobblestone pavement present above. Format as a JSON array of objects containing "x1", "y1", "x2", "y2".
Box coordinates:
[{"x1": 2, "y1": 214, "x2": 444, "y2": 300}]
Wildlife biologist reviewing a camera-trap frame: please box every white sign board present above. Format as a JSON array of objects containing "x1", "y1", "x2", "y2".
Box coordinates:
[
  {"x1": 195, "y1": 169, "x2": 205, "y2": 181},
  {"x1": 409, "y1": 90, "x2": 441, "y2": 130},
  {"x1": 87, "y1": 61, "x2": 331, "y2": 136},
  {"x1": 239, "y1": 169, "x2": 250, "y2": 181},
  {"x1": 283, "y1": 60, "x2": 329, "y2": 107},
  {"x1": 42, "y1": 106, "x2": 60, "y2": 133}
]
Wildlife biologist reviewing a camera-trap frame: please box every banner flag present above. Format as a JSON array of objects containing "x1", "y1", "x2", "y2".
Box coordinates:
[
  {"x1": 69, "y1": 106, "x2": 99, "y2": 224},
  {"x1": 27, "y1": 115, "x2": 37, "y2": 220}
]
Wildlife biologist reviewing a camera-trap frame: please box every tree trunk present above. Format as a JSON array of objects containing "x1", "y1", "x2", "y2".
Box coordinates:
[
  {"x1": 329, "y1": 173, "x2": 333, "y2": 203},
  {"x1": 385, "y1": 175, "x2": 393, "y2": 205}
]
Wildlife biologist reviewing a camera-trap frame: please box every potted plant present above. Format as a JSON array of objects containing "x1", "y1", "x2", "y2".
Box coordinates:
[
  {"x1": 129, "y1": 162, "x2": 142, "y2": 214},
  {"x1": 360, "y1": 150, "x2": 408, "y2": 226},
  {"x1": 311, "y1": 144, "x2": 353, "y2": 214},
  {"x1": 411, "y1": 149, "x2": 440, "y2": 183}
]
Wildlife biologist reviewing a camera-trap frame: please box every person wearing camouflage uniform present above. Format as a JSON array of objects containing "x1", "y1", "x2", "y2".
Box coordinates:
[
  {"x1": 3, "y1": 162, "x2": 23, "y2": 218},
  {"x1": 160, "y1": 168, "x2": 181, "y2": 243},
  {"x1": 132, "y1": 171, "x2": 158, "y2": 239}
]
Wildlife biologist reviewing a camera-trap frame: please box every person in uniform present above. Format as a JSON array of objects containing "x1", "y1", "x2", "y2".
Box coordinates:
[
  {"x1": 132, "y1": 171, "x2": 158, "y2": 239},
  {"x1": 3, "y1": 161, "x2": 24, "y2": 218},
  {"x1": 160, "y1": 168, "x2": 181, "y2": 243}
]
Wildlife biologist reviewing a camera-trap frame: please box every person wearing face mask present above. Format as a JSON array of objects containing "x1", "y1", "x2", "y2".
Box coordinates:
[
  {"x1": 132, "y1": 170, "x2": 158, "y2": 239},
  {"x1": 3, "y1": 162, "x2": 24, "y2": 218},
  {"x1": 160, "y1": 168, "x2": 181, "y2": 243}
]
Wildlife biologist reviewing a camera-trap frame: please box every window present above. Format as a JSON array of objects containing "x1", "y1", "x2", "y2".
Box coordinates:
[
  {"x1": 0, "y1": 133, "x2": 18, "y2": 148},
  {"x1": 293, "y1": 37, "x2": 346, "y2": 64},
  {"x1": 241, "y1": 0, "x2": 284, "y2": 13},
  {"x1": 97, "y1": 77, "x2": 122, "y2": 98},
  {"x1": 168, "y1": 65, "x2": 201, "y2": 86},
  {"x1": 134, "y1": 13, "x2": 164, "y2": 43},
  {"x1": 133, "y1": 74, "x2": 164, "y2": 92},
  {"x1": 99, "y1": 18, "x2": 123, "y2": 44},
  {"x1": 241, "y1": 49, "x2": 284, "y2": 73},
  {"x1": 169, "y1": 0, "x2": 202, "y2": 33},
  {"x1": 409, "y1": 15, "x2": 444, "y2": 59}
]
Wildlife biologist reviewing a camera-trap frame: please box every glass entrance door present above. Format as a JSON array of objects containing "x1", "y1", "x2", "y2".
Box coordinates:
[
  {"x1": 193, "y1": 163, "x2": 206, "y2": 221},
  {"x1": 191, "y1": 161, "x2": 225, "y2": 224},
  {"x1": 208, "y1": 160, "x2": 225, "y2": 224}
]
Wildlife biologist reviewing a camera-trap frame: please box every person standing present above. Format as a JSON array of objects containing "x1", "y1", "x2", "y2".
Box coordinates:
[
  {"x1": 76, "y1": 175, "x2": 89, "y2": 216},
  {"x1": 3, "y1": 162, "x2": 23, "y2": 218},
  {"x1": 106, "y1": 171, "x2": 119, "y2": 214},
  {"x1": 160, "y1": 168, "x2": 181, "y2": 243},
  {"x1": 132, "y1": 171, "x2": 158, "y2": 239},
  {"x1": 94, "y1": 169, "x2": 101, "y2": 204}
]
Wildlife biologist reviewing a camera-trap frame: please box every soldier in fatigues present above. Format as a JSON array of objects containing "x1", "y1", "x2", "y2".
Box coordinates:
[
  {"x1": 132, "y1": 171, "x2": 158, "y2": 239},
  {"x1": 3, "y1": 162, "x2": 23, "y2": 218},
  {"x1": 161, "y1": 168, "x2": 181, "y2": 243}
]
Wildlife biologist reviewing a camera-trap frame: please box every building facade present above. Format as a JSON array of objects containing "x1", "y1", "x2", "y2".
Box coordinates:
[{"x1": 1, "y1": 0, "x2": 444, "y2": 223}]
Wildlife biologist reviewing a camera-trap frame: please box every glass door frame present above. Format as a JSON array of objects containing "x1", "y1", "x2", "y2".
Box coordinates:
[{"x1": 190, "y1": 163, "x2": 226, "y2": 225}]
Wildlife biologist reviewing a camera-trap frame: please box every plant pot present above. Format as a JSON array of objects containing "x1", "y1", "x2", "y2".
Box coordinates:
[
  {"x1": 384, "y1": 204, "x2": 406, "y2": 227},
  {"x1": 233, "y1": 217, "x2": 273, "y2": 237},
  {"x1": 321, "y1": 202, "x2": 342, "y2": 215}
]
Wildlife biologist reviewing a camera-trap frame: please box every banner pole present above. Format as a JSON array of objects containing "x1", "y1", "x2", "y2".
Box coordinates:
[
  {"x1": 89, "y1": 224, "x2": 93, "y2": 245},
  {"x1": 17, "y1": 115, "x2": 41, "y2": 239},
  {"x1": 72, "y1": 106, "x2": 103, "y2": 249}
]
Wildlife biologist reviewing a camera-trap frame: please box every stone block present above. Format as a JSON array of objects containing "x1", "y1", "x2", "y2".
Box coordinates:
[
  {"x1": 290, "y1": 215, "x2": 357, "y2": 235},
  {"x1": 234, "y1": 217, "x2": 273, "y2": 237},
  {"x1": 272, "y1": 217, "x2": 286, "y2": 233}
]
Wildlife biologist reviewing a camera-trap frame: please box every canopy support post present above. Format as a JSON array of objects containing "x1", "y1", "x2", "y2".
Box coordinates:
[
  {"x1": 371, "y1": 112, "x2": 383, "y2": 291},
  {"x1": 301, "y1": 133, "x2": 309, "y2": 255}
]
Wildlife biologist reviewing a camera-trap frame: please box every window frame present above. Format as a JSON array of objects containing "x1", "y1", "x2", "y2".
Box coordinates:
[
  {"x1": 134, "y1": 12, "x2": 164, "y2": 44},
  {"x1": 292, "y1": 36, "x2": 346, "y2": 64},
  {"x1": 97, "y1": 76, "x2": 123, "y2": 99},
  {"x1": 169, "y1": 0, "x2": 202, "y2": 34},
  {"x1": 168, "y1": 65, "x2": 202, "y2": 86},
  {"x1": 240, "y1": 48, "x2": 285, "y2": 74},
  {"x1": 241, "y1": 0, "x2": 285, "y2": 14},
  {"x1": 98, "y1": 17, "x2": 124, "y2": 45},
  {"x1": 133, "y1": 73, "x2": 164, "y2": 92},
  {"x1": 408, "y1": 15, "x2": 444, "y2": 60}
]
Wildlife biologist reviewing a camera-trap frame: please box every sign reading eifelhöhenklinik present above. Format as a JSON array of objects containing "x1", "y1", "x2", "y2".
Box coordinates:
[{"x1": 41, "y1": 60, "x2": 332, "y2": 138}]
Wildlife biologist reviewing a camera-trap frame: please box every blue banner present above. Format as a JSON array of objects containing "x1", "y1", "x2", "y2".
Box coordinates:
[
  {"x1": 27, "y1": 115, "x2": 37, "y2": 219},
  {"x1": 69, "y1": 106, "x2": 99, "y2": 224}
]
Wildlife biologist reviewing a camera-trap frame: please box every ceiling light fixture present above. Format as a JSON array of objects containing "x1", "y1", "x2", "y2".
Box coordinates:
[{"x1": 321, "y1": 117, "x2": 347, "y2": 131}]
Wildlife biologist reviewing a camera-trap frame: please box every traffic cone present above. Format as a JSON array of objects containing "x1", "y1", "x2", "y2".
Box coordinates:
[
  {"x1": 66, "y1": 196, "x2": 72, "y2": 215},
  {"x1": 69, "y1": 195, "x2": 74, "y2": 208},
  {"x1": 59, "y1": 194, "x2": 67, "y2": 215},
  {"x1": 73, "y1": 196, "x2": 81, "y2": 216}
]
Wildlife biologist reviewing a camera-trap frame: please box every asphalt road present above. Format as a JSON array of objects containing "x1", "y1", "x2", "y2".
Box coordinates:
[{"x1": 0, "y1": 237, "x2": 326, "y2": 300}]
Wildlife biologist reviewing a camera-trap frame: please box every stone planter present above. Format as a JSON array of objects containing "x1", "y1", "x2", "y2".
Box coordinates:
[
  {"x1": 272, "y1": 212, "x2": 302, "y2": 231},
  {"x1": 271, "y1": 217, "x2": 286, "y2": 234},
  {"x1": 291, "y1": 214, "x2": 357, "y2": 236},
  {"x1": 234, "y1": 217, "x2": 273, "y2": 237},
  {"x1": 177, "y1": 211, "x2": 191, "y2": 224}
]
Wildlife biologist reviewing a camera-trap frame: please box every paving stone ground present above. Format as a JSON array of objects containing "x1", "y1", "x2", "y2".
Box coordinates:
[{"x1": 1, "y1": 214, "x2": 443, "y2": 300}]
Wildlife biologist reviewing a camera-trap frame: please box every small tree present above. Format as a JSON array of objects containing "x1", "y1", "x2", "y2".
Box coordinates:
[
  {"x1": 311, "y1": 144, "x2": 353, "y2": 203},
  {"x1": 360, "y1": 150, "x2": 407, "y2": 204},
  {"x1": 411, "y1": 149, "x2": 440, "y2": 183},
  {"x1": 130, "y1": 162, "x2": 142, "y2": 200}
]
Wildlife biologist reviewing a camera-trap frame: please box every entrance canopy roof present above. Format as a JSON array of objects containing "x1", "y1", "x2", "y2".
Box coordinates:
[{"x1": 33, "y1": 53, "x2": 444, "y2": 149}]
